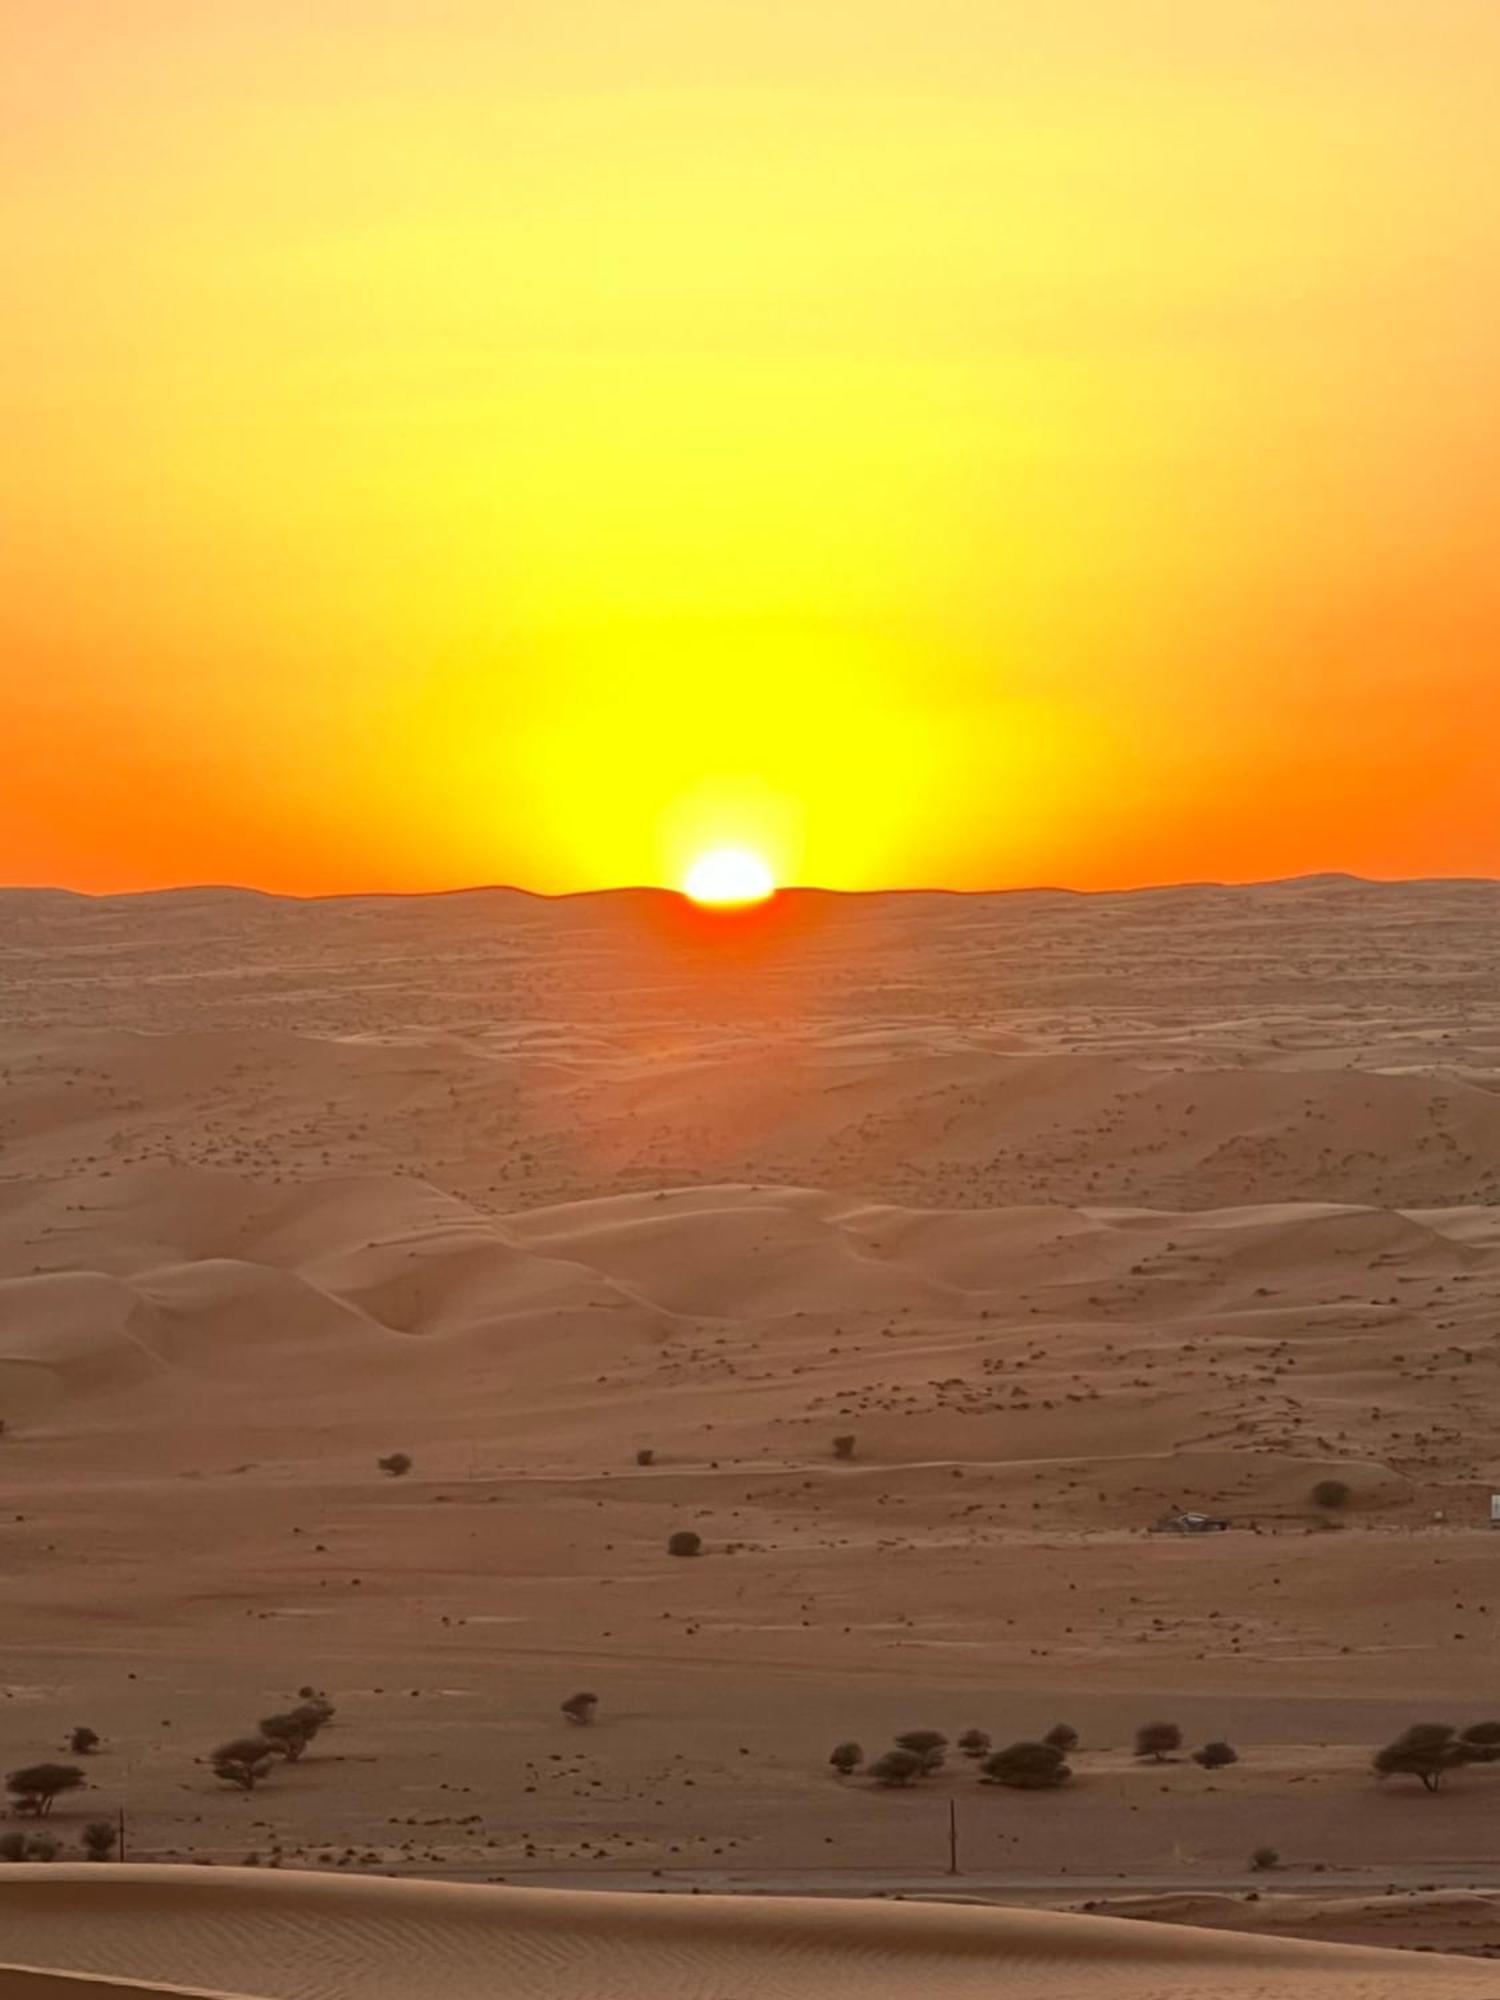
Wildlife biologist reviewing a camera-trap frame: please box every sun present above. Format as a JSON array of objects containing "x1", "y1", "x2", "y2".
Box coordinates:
[{"x1": 682, "y1": 846, "x2": 776, "y2": 906}]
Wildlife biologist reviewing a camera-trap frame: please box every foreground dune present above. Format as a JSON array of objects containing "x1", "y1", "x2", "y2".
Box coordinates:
[{"x1": 1, "y1": 1868, "x2": 1496, "y2": 2000}]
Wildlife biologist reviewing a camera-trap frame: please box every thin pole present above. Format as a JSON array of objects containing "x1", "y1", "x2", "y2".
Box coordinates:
[
  {"x1": 947, "y1": 1798, "x2": 959, "y2": 1875},
  {"x1": 118, "y1": 1805, "x2": 126, "y2": 1863}
]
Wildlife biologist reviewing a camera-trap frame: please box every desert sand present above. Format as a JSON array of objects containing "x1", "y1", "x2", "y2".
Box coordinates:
[{"x1": 5, "y1": 877, "x2": 1500, "y2": 1990}]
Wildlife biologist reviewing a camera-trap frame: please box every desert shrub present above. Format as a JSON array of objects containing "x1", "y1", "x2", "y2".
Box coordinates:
[
  {"x1": 378, "y1": 1452, "x2": 413, "y2": 1477},
  {"x1": 69, "y1": 1728, "x2": 100, "y2": 1756},
  {"x1": 1043, "y1": 1723, "x2": 1079, "y2": 1753},
  {"x1": 82, "y1": 1820, "x2": 117, "y2": 1862},
  {"x1": 22, "y1": 1834, "x2": 58, "y2": 1862},
  {"x1": 957, "y1": 1728, "x2": 991, "y2": 1760},
  {"x1": 211, "y1": 1738, "x2": 278, "y2": 1791},
  {"x1": 981, "y1": 1741, "x2": 1071, "y2": 1790},
  {"x1": 1251, "y1": 1845, "x2": 1279, "y2": 1871},
  {"x1": 0, "y1": 1832, "x2": 29, "y2": 1860},
  {"x1": 868, "y1": 1749, "x2": 924, "y2": 1787},
  {"x1": 893, "y1": 1730, "x2": 948, "y2": 1774},
  {"x1": 832, "y1": 1434, "x2": 856, "y2": 1460},
  {"x1": 1134, "y1": 1721, "x2": 1182, "y2": 1762},
  {"x1": 1373, "y1": 1723, "x2": 1465, "y2": 1792},
  {"x1": 635, "y1": 1448, "x2": 655, "y2": 1466},
  {"x1": 1193, "y1": 1740, "x2": 1239, "y2": 1770},
  {"x1": 667, "y1": 1529, "x2": 702, "y2": 1558},
  {"x1": 292, "y1": 1696, "x2": 335, "y2": 1731},
  {"x1": 561, "y1": 1692, "x2": 599, "y2": 1725},
  {"x1": 1311, "y1": 1479, "x2": 1350, "y2": 1510},
  {"x1": 5, "y1": 1764, "x2": 85, "y2": 1817},
  {"x1": 1459, "y1": 1721, "x2": 1500, "y2": 1763},
  {"x1": 829, "y1": 1741, "x2": 863, "y2": 1777}
]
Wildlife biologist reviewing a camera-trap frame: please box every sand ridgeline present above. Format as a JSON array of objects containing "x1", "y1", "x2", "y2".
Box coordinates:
[{"x1": 2, "y1": 1867, "x2": 1498, "y2": 2000}]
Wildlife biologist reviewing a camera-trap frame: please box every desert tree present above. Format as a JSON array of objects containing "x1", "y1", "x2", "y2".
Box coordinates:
[
  {"x1": 1310, "y1": 1479, "x2": 1350, "y2": 1510},
  {"x1": 69, "y1": 1728, "x2": 100, "y2": 1757},
  {"x1": 1250, "y1": 1845, "x2": 1279, "y2": 1871},
  {"x1": 832, "y1": 1434, "x2": 856, "y2": 1460},
  {"x1": 22, "y1": 1834, "x2": 58, "y2": 1862},
  {"x1": 1043, "y1": 1723, "x2": 1079, "y2": 1753},
  {"x1": 1192, "y1": 1741, "x2": 1239, "y2": 1770},
  {"x1": 211, "y1": 1737, "x2": 279, "y2": 1792},
  {"x1": 259, "y1": 1712, "x2": 317, "y2": 1761},
  {"x1": 957, "y1": 1728, "x2": 991, "y2": 1760},
  {"x1": 635, "y1": 1448, "x2": 655, "y2": 1466},
  {"x1": 1134, "y1": 1721, "x2": 1182, "y2": 1762},
  {"x1": 980, "y1": 1741, "x2": 1071, "y2": 1790},
  {"x1": 1373, "y1": 1723, "x2": 1466, "y2": 1792},
  {"x1": 0, "y1": 1832, "x2": 29, "y2": 1860},
  {"x1": 667, "y1": 1529, "x2": 702, "y2": 1558},
  {"x1": 829, "y1": 1741, "x2": 863, "y2": 1777},
  {"x1": 561, "y1": 1692, "x2": 599, "y2": 1725},
  {"x1": 378, "y1": 1452, "x2": 413, "y2": 1477},
  {"x1": 5, "y1": 1764, "x2": 85, "y2": 1817},
  {"x1": 893, "y1": 1730, "x2": 948, "y2": 1775},
  {"x1": 82, "y1": 1820, "x2": 118, "y2": 1862},
  {"x1": 1459, "y1": 1721, "x2": 1500, "y2": 1764},
  {"x1": 867, "y1": 1748, "x2": 924, "y2": 1788}
]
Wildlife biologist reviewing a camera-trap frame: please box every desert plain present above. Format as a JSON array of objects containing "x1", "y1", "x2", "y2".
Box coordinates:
[{"x1": 5, "y1": 876, "x2": 1500, "y2": 1988}]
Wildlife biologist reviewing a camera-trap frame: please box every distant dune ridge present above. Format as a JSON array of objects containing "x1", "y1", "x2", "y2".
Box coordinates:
[
  {"x1": 5, "y1": 882, "x2": 1500, "y2": 1985},
  {"x1": 0, "y1": 1867, "x2": 1496, "y2": 1999}
]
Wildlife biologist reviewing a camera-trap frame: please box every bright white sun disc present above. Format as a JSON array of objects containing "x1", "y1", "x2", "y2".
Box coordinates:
[{"x1": 683, "y1": 847, "x2": 775, "y2": 906}]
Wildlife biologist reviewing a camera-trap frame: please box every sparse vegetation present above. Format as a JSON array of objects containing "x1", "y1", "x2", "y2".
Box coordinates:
[
  {"x1": 211, "y1": 1737, "x2": 279, "y2": 1792},
  {"x1": 957, "y1": 1728, "x2": 991, "y2": 1760},
  {"x1": 69, "y1": 1727, "x2": 100, "y2": 1756},
  {"x1": 867, "y1": 1748, "x2": 924, "y2": 1787},
  {"x1": 667, "y1": 1529, "x2": 702, "y2": 1558},
  {"x1": 829, "y1": 1741, "x2": 863, "y2": 1777},
  {"x1": 980, "y1": 1740, "x2": 1071, "y2": 1789},
  {"x1": 1134, "y1": 1721, "x2": 1182, "y2": 1762},
  {"x1": 893, "y1": 1729, "x2": 948, "y2": 1774},
  {"x1": 6, "y1": 1764, "x2": 85, "y2": 1817},
  {"x1": 82, "y1": 1820, "x2": 118, "y2": 1861},
  {"x1": 1193, "y1": 1740, "x2": 1239, "y2": 1769},
  {"x1": 377, "y1": 1452, "x2": 413, "y2": 1477},
  {"x1": 1310, "y1": 1478, "x2": 1350, "y2": 1510},
  {"x1": 561, "y1": 1692, "x2": 599, "y2": 1725}
]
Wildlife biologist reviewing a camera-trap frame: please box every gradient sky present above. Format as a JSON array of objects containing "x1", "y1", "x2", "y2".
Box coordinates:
[{"x1": 3, "y1": 2, "x2": 1498, "y2": 895}]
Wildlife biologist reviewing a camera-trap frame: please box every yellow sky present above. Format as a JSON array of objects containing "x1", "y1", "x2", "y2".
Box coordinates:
[{"x1": 3, "y1": 2, "x2": 1498, "y2": 893}]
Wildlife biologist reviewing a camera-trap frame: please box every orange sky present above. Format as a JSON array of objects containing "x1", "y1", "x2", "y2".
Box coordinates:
[{"x1": 3, "y1": 2, "x2": 1498, "y2": 895}]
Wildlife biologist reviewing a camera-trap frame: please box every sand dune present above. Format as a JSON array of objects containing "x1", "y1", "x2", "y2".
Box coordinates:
[{"x1": 1, "y1": 1868, "x2": 1496, "y2": 2000}]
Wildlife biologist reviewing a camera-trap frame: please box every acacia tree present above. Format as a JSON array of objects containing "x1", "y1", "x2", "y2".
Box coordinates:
[
  {"x1": 211, "y1": 1738, "x2": 278, "y2": 1791},
  {"x1": 1193, "y1": 1741, "x2": 1239, "y2": 1770},
  {"x1": 1044, "y1": 1723, "x2": 1079, "y2": 1753},
  {"x1": 868, "y1": 1749, "x2": 924, "y2": 1787},
  {"x1": 1373, "y1": 1724, "x2": 1467, "y2": 1792},
  {"x1": 980, "y1": 1741, "x2": 1071, "y2": 1789},
  {"x1": 893, "y1": 1730, "x2": 948, "y2": 1775},
  {"x1": 5, "y1": 1765, "x2": 85, "y2": 1817},
  {"x1": 957, "y1": 1729, "x2": 991, "y2": 1760},
  {"x1": 1459, "y1": 1721, "x2": 1500, "y2": 1764},
  {"x1": 1134, "y1": 1721, "x2": 1182, "y2": 1762}
]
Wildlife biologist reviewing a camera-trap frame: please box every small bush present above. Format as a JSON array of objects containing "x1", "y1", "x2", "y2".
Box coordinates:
[
  {"x1": 1043, "y1": 1723, "x2": 1079, "y2": 1754},
  {"x1": 957, "y1": 1728, "x2": 991, "y2": 1760},
  {"x1": 868, "y1": 1749, "x2": 924, "y2": 1787},
  {"x1": 1134, "y1": 1721, "x2": 1182, "y2": 1762},
  {"x1": 22, "y1": 1834, "x2": 58, "y2": 1863},
  {"x1": 561, "y1": 1692, "x2": 599, "y2": 1725},
  {"x1": 1193, "y1": 1740, "x2": 1239, "y2": 1770},
  {"x1": 635, "y1": 1448, "x2": 655, "y2": 1467},
  {"x1": 259, "y1": 1712, "x2": 316, "y2": 1761},
  {"x1": 981, "y1": 1741, "x2": 1071, "y2": 1790},
  {"x1": 667, "y1": 1529, "x2": 702, "y2": 1558},
  {"x1": 0, "y1": 1832, "x2": 29, "y2": 1861},
  {"x1": 5, "y1": 1764, "x2": 85, "y2": 1817},
  {"x1": 1251, "y1": 1845, "x2": 1279, "y2": 1871},
  {"x1": 1311, "y1": 1479, "x2": 1350, "y2": 1510},
  {"x1": 832, "y1": 1434, "x2": 856, "y2": 1460},
  {"x1": 82, "y1": 1820, "x2": 117, "y2": 1862},
  {"x1": 378, "y1": 1452, "x2": 413, "y2": 1477},
  {"x1": 829, "y1": 1741, "x2": 863, "y2": 1777},
  {"x1": 69, "y1": 1728, "x2": 100, "y2": 1757}
]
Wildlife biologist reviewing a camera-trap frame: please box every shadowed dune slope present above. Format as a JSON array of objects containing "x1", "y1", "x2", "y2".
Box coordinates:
[{"x1": 1, "y1": 1869, "x2": 1497, "y2": 2000}]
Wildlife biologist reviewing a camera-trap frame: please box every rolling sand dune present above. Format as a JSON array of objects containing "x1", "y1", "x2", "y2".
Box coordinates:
[
  {"x1": 5, "y1": 882, "x2": 1500, "y2": 1983},
  {"x1": 2, "y1": 1868, "x2": 1497, "y2": 2000}
]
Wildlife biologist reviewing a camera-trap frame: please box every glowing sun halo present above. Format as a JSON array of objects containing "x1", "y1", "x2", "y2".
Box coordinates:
[{"x1": 682, "y1": 846, "x2": 776, "y2": 906}]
